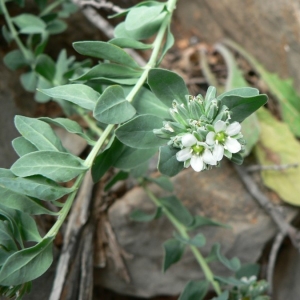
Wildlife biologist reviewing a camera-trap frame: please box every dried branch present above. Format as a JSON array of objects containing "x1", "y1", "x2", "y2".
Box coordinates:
[
  {"x1": 234, "y1": 165, "x2": 300, "y2": 295},
  {"x1": 72, "y1": 0, "x2": 146, "y2": 66},
  {"x1": 267, "y1": 232, "x2": 285, "y2": 295},
  {"x1": 79, "y1": 0, "x2": 124, "y2": 13},
  {"x1": 49, "y1": 171, "x2": 94, "y2": 300},
  {"x1": 247, "y1": 163, "x2": 299, "y2": 172}
]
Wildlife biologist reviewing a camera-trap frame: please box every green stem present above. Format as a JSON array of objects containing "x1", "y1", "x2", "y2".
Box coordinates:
[
  {"x1": 43, "y1": 0, "x2": 178, "y2": 250},
  {"x1": 144, "y1": 186, "x2": 222, "y2": 296},
  {"x1": 0, "y1": 0, "x2": 32, "y2": 62},
  {"x1": 39, "y1": 0, "x2": 65, "y2": 16}
]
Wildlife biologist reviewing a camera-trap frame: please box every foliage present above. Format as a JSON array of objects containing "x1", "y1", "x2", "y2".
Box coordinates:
[{"x1": 1, "y1": 0, "x2": 270, "y2": 299}]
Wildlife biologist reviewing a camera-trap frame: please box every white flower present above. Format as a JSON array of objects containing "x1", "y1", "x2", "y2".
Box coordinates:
[
  {"x1": 206, "y1": 120, "x2": 242, "y2": 161},
  {"x1": 176, "y1": 133, "x2": 217, "y2": 172}
]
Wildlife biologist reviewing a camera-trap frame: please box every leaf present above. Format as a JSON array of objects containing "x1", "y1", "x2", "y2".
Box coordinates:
[
  {"x1": 35, "y1": 76, "x2": 52, "y2": 103},
  {"x1": 178, "y1": 280, "x2": 209, "y2": 300},
  {"x1": 115, "y1": 115, "x2": 166, "y2": 149},
  {"x1": 146, "y1": 176, "x2": 174, "y2": 192},
  {"x1": 73, "y1": 41, "x2": 140, "y2": 69},
  {"x1": 163, "y1": 239, "x2": 185, "y2": 272},
  {"x1": 39, "y1": 84, "x2": 100, "y2": 110},
  {"x1": 217, "y1": 87, "x2": 259, "y2": 100},
  {"x1": 124, "y1": 5, "x2": 166, "y2": 40},
  {"x1": 11, "y1": 151, "x2": 87, "y2": 182},
  {"x1": 0, "y1": 237, "x2": 54, "y2": 285},
  {"x1": 12, "y1": 13, "x2": 46, "y2": 34},
  {"x1": 214, "y1": 276, "x2": 244, "y2": 287},
  {"x1": 39, "y1": 117, "x2": 96, "y2": 145},
  {"x1": 211, "y1": 291, "x2": 229, "y2": 300},
  {"x1": 159, "y1": 196, "x2": 194, "y2": 227},
  {"x1": 14, "y1": 116, "x2": 66, "y2": 152},
  {"x1": 3, "y1": 49, "x2": 28, "y2": 70},
  {"x1": 46, "y1": 19, "x2": 67, "y2": 34},
  {"x1": 104, "y1": 171, "x2": 129, "y2": 191},
  {"x1": 92, "y1": 137, "x2": 157, "y2": 182},
  {"x1": 109, "y1": 38, "x2": 152, "y2": 49},
  {"x1": 130, "y1": 207, "x2": 163, "y2": 222},
  {"x1": 0, "y1": 172, "x2": 74, "y2": 201},
  {"x1": 235, "y1": 263, "x2": 260, "y2": 279},
  {"x1": 209, "y1": 243, "x2": 240, "y2": 271},
  {"x1": 20, "y1": 71, "x2": 37, "y2": 92},
  {"x1": 94, "y1": 85, "x2": 136, "y2": 124},
  {"x1": 112, "y1": 144, "x2": 157, "y2": 169},
  {"x1": 35, "y1": 54, "x2": 56, "y2": 81},
  {"x1": 174, "y1": 232, "x2": 206, "y2": 248},
  {"x1": 72, "y1": 63, "x2": 142, "y2": 82},
  {"x1": 157, "y1": 25, "x2": 174, "y2": 65},
  {"x1": 130, "y1": 86, "x2": 170, "y2": 119},
  {"x1": 12, "y1": 137, "x2": 38, "y2": 157},
  {"x1": 148, "y1": 69, "x2": 189, "y2": 107},
  {"x1": 158, "y1": 145, "x2": 184, "y2": 177},
  {"x1": 2, "y1": 25, "x2": 13, "y2": 43},
  {"x1": 220, "y1": 94, "x2": 268, "y2": 123},
  {"x1": 0, "y1": 186, "x2": 55, "y2": 215},
  {"x1": 254, "y1": 108, "x2": 300, "y2": 205},
  {"x1": 188, "y1": 215, "x2": 230, "y2": 230}
]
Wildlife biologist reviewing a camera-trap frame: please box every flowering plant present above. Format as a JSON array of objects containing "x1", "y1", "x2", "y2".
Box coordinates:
[{"x1": 0, "y1": 0, "x2": 269, "y2": 299}]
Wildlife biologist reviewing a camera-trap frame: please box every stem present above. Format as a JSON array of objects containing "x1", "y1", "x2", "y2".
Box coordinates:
[
  {"x1": 43, "y1": 0, "x2": 178, "y2": 251},
  {"x1": 0, "y1": 0, "x2": 32, "y2": 62},
  {"x1": 144, "y1": 186, "x2": 222, "y2": 296},
  {"x1": 39, "y1": 0, "x2": 65, "y2": 16}
]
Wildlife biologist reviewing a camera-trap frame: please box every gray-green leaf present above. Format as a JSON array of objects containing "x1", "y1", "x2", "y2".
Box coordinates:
[
  {"x1": 40, "y1": 84, "x2": 100, "y2": 110},
  {"x1": 11, "y1": 151, "x2": 87, "y2": 182},
  {"x1": 94, "y1": 85, "x2": 136, "y2": 124},
  {"x1": 14, "y1": 116, "x2": 66, "y2": 152}
]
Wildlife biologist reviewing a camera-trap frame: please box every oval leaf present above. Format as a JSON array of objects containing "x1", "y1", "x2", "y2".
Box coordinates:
[
  {"x1": 115, "y1": 115, "x2": 166, "y2": 149},
  {"x1": 73, "y1": 41, "x2": 140, "y2": 69},
  {"x1": 39, "y1": 84, "x2": 100, "y2": 110},
  {"x1": 14, "y1": 116, "x2": 66, "y2": 152},
  {"x1": 148, "y1": 69, "x2": 189, "y2": 107},
  {"x1": 179, "y1": 280, "x2": 209, "y2": 300},
  {"x1": 94, "y1": 85, "x2": 136, "y2": 124},
  {"x1": 11, "y1": 151, "x2": 88, "y2": 182},
  {"x1": 12, "y1": 137, "x2": 38, "y2": 157},
  {"x1": 158, "y1": 145, "x2": 184, "y2": 177},
  {"x1": 109, "y1": 38, "x2": 152, "y2": 49},
  {"x1": 0, "y1": 237, "x2": 54, "y2": 285},
  {"x1": 163, "y1": 239, "x2": 185, "y2": 272}
]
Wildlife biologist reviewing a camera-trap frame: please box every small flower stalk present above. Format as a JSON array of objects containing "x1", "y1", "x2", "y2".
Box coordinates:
[{"x1": 154, "y1": 86, "x2": 245, "y2": 172}]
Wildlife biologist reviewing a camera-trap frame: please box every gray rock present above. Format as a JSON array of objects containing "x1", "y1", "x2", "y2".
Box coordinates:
[{"x1": 95, "y1": 160, "x2": 297, "y2": 298}]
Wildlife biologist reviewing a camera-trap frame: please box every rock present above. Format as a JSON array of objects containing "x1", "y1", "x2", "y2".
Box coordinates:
[
  {"x1": 175, "y1": 0, "x2": 300, "y2": 93},
  {"x1": 273, "y1": 240, "x2": 300, "y2": 300},
  {"x1": 94, "y1": 160, "x2": 297, "y2": 298}
]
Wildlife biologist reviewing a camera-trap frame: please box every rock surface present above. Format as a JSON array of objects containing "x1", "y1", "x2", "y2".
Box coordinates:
[
  {"x1": 94, "y1": 161, "x2": 297, "y2": 298},
  {"x1": 175, "y1": 0, "x2": 300, "y2": 93}
]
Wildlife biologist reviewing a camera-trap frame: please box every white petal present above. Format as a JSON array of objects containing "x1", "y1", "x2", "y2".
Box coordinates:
[
  {"x1": 181, "y1": 133, "x2": 197, "y2": 147},
  {"x1": 203, "y1": 149, "x2": 217, "y2": 165},
  {"x1": 214, "y1": 120, "x2": 226, "y2": 133},
  {"x1": 190, "y1": 155, "x2": 204, "y2": 172},
  {"x1": 225, "y1": 138, "x2": 241, "y2": 153},
  {"x1": 213, "y1": 144, "x2": 224, "y2": 161},
  {"x1": 226, "y1": 122, "x2": 241, "y2": 136},
  {"x1": 206, "y1": 132, "x2": 216, "y2": 145},
  {"x1": 176, "y1": 148, "x2": 192, "y2": 162}
]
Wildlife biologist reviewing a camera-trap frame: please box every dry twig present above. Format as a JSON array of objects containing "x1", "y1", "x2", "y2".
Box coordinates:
[
  {"x1": 234, "y1": 165, "x2": 300, "y2": 295},
  {"x1": 80, "y1": 0, "x2": 124, "y2": 13},
  {"x1": 72, "y1": 0, "x2": 146, "y2": 66}
]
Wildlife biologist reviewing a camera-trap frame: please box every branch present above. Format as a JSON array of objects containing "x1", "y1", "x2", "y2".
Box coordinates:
[
  {"x1": 79, "y1": 0, "x2": 124, "y2": 13},
  {"x1": 72, "y1": 0, "x2": 146, "y2": 66}
]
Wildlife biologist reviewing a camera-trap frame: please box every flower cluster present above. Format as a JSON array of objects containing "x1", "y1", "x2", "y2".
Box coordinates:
[{"x1": 154, "y1": 87, "x2": 245, "y2": 172}]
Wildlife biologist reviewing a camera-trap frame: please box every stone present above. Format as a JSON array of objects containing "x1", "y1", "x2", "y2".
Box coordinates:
[
  {"x1": 94, "y1": 160, "x2": 297, "y2": 298},
  {"x1": 175, "y1": 0, "x2": 300, "y2": 94}
]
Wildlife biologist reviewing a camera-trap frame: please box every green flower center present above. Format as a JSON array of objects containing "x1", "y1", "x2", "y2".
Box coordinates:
[
  {"x1": 215, "y1": 132, "x2": 227, "y2": 143},
  {"x1": 192, "y1": 144, "x2": 204, "y2": 155}
]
